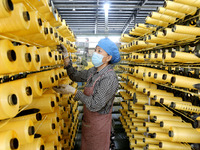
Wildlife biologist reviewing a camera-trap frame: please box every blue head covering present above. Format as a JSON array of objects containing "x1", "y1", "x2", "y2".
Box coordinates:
[{"x1": 97, "y1": 38, "x2": 121, "y2": 64}]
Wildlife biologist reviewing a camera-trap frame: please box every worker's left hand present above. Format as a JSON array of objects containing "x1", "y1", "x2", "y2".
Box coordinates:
[
  {"x1": 58, "y1": 44, "x2": 68, "y2": 58},
  {"x1": 53, "y1": 84, "x2": 76, "y2": 94}
]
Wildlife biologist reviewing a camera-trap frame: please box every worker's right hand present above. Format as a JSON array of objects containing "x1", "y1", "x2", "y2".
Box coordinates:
[{"x1": 53, "y1": 84, "x2": 76, "y2": 94}]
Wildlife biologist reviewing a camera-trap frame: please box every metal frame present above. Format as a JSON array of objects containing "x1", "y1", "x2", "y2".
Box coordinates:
[{"x1": 53, "y1": 0, "x2": 164, "y2": 35}]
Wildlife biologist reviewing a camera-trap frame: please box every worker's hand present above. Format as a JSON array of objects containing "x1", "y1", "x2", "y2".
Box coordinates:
[
  {"x1": 64, "y1": 57, "x2": 70, "y2": 67},
  {"x1": 58, "y1": 44, "x2": 68, "y2": 58},
  {"x1": 53, "y1": 84, "x2": 76, "y2": 94}
]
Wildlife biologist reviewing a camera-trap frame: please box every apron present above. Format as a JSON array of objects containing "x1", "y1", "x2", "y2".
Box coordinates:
[{"x1": 81, "y1": 69, "x2": 113, "y2": 150}]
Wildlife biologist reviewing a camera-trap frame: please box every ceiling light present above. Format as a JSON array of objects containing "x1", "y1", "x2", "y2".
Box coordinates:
[
  {"x1": 72, "y1": 8, "x2": 75, "y2": 11},
  {"x1": 104, "y1": 3, "x2": 109, "y2": 10}
]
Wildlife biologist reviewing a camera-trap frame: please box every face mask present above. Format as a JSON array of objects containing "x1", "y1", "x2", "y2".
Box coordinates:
[{"x1": 92, "y1": 52, "x2": 104, "y2": 67}]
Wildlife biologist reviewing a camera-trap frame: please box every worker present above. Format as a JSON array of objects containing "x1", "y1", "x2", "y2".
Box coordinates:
[{"x1": 53, "y1": 38, "x2": 121, "y2": 150}]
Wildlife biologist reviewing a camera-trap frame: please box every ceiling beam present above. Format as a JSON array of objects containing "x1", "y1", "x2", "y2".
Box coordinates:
[
  {"x1": 54, "y1": 4, "x2": 158, "y2": 8},
  {"x1": 121, "y1": 0, "x2": 148, "y2": 34}
]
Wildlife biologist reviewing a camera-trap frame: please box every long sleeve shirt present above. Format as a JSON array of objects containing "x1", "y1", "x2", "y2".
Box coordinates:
[{"x1": 65, "y1": 61, "x2": 119, "y2": 114}]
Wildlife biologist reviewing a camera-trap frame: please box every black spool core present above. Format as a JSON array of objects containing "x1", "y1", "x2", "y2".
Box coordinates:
[
  {"x1": 49, "y1": 52, "x2": 52, "y2": 57},
  {"x1": 58, "y1": 136, "x2": 61, "y2": 141},
  {"x1": 154, "y1": 73, "x2": 158, "y2": 79},
  {"x1": 160, "y1": 121, "x2": 164, "y2": 127},
  {"x1": 51, "y1": 101, "x2": 55, "y2": 107},
  {"x1": 7, "y1": 50, "x2": 16, "y2": 61},
  {"x1": 35, "y1": 54, "x2": 40, "y2": 63},
  {"x1": 38, "y1": 18, "x2": 42, "y2": 26},
  {"x1": 26, "y1": 86, "x2": 32, "y2": 96},
  {"x1": 169, "y1": 131, "x2": 174, "y2": 137},
  {"x1": 8, "y1": 94, "x2": 17, "y2": 105},
  {"x1": 152, "y1": 133, "x2": 156, "y2": 138},
  {"x1": 52, "y1": 123, "x2": 56, "y2": 129},
  {"x1": 39, "y1": 82, "x2": 43, "y2": 89},
  {"x1": 171, "y1": 51, "x2": 176, "y2": 58},
  {"x1": 147, "y1": 110, "x2": 150, "y2": 115},
  {"x1": 55, "y1": 55, "x2": 58, "y2": 61},
  {"x1": 28, "y1": 126, "x2": 35, "y2": 135},
  {"x1": 143, "y1": 88, "x2": 146, "y2": 93},
  {"x1": 56, "y1": 117, "x2": 59, "y2": 122},
  {"x1": 25, "y1": 53, "x2": 31, "y2": 62},
  {"x1": 40, "y1": 145, "x2": 45, "y2": 150},
  {"x1": 51, "y1": 77, "x2": 54, "y2": 83},
  {"x1": 56, "y1": 97, "x2": 59, "y2": 102},
  {"x1": 159, "y1": 142, "x2": 163, "y2": 148},
  {"x1": 54, "y1": 146, "x2": 57, "y2": 150},
  {"x1": 160, "y1": 98, "x2": 164, "y2": 103},
  {"x1": 147, "y1": 91, "x2": 150, "y2": 96},
  {"x1": 23, "y1": 11, "x2": 30, "y2": 21},
  {"x1": 44, "y1": 27, "x2": 48, "y2": 34},
  {"x1": 5, "y1": 0, "x2": 14, "y2": 11},
  {"x1": 162, "y1": 74, "x2": 167, "y2": 80},
  {"x1": 55, "y1": 75, "x2": 58, "y2": 81},
  {"x1": 50, "y1": 28, "x2": 53, "y2": 34},
  {"x1": 10, "y1": 138, "x2": 19, "y2": 149},
  {"x1": 36, "y1": 113, "x2": 42, "y2": 121},
  {"x1": 171, "y1": 76, "x2": 176, "y2": 83},
  {"x1": 59, "y1": 73, "x2": 61, "y2": 78}
]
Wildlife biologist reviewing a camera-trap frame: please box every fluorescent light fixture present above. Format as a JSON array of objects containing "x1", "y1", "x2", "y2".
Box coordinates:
[{"x1": 104, "y1": 3, "x2": 109, "y2": 10}]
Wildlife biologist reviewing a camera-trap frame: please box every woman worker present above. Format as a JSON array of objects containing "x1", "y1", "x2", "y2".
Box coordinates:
[{"x1": 54, "y1": 38, "x2": 121, "y2": 150}]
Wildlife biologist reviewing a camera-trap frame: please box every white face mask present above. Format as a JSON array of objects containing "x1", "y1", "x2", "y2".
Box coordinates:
[{"x1": 92, "y1": 52, "x2": 104, "y2": 67}]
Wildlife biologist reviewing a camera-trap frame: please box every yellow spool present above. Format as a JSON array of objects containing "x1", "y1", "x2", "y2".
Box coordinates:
[
  {"x1": 164, "y1": 1, "x2": 197, "y2": 15},
  {"x1": 148, "y1": 109, "x2": 173, "y2": 116},
  {"x1": 170, "y1": 51, "x2": 200, "y2": 63},
  {"x1": 37, "y1": 0, "x2": 52, "y2": 15},
  {"x1": 171, "y1": 75, "x2": 200, "y2": 89},
  {"x1": 135, "y1": 126, "x2": 147, "y2": 133},
  {"x1": 146, "y1": 144, "x2": 161, "y2": 150},
  {"x1": 0, "y1": 3, "x2": 30, "y2": 33},
  {"x1": 26, "y1": 76, "x2": 43, "y2": 98},
  {"x1": 24, "y1": 27, "x2": 48, "y2": 41},
  {"x1": 0, "y1": 119, "x2": 34, "y2": 145},
  {"x1": 143, "y1": 138, "x2": 159, "y2": 144},
  {"x1": 0, "y1": 40, "x2": 18, "y2": 74},
  {"x1": 136, "y1": 80, "x2": 157, "y2": 93},
  {"x1": 154, "y1": 115, "x2": 182, "y2": 123},
  {"x1": 27, "y1": 46, "x2": 41, "y2": 71},
  {"x1": 173, "y1": 0, "x2": 200, "y2": 8},
  {"x1": 27, "y1": 70, "x2": 55, "y2": 88},
  {"x1": 12, "y1": 11, "x2": 43, "y2": 36},
  {"x1": 164, "y1": 28, "x2": 196, "y2": 41},
  {"x1": 146, "y1": 35, "x2": 174, "y2": 44},
  {"x1": 135, "y1": 139, "x2": 146, "y2": 146},
  {"x1": 160, "y1": 120, "x2": 192, "y2": 130},
  {"x1": 147, "y1": 126, "x2": 168, "y2": 133},
  {"x1": 158, "y1": 7, "x2": 185, "y2": 19},
  {"x1": 0, "y1": 130, "x2": 19, "y2": 150},
  {"x1": 173, "y1": 25, "x2": 200, "y2": 36},
  {"x1": 42, "y1": 112, "x2": 59, "y2": 123},
  {"x1": 143, "y1": 122, "x2": 159, "y2": 127},
  {"x1": 159, "y1": 141, "x2": 191, "y2": 150},
  {"x1": 11, "y1": 113, "x2": 42, "y2": 123},
  {"x1": 14, "y1": 45, "x2": 32, "y2": 72},
  {"x1": 20, "y1": 138, "x2": 45, "y2": 150},
  {"x1": 132, "y1": 134, "x2": 145, "y2": 139},
  {"x1": 7, "y1": 78, "x2": 33, "y2": 106},
  {"x1": 146, "y1": 16, "x2": 169, "y2": 27},
  {"x1": 0, "y1": 0, "x2": 13, "y2": 18},
  {"x1": 37, "y1": 47, "x2": 53, "y2": 66},
  {"x1": 150, "y1": 12, "x2": 176, "y2": 23},
  {"x1": 0, "y1": 82, "x2": 19, "y2": 119},
  {"x1": 143, "y1": 105, "x2": 164, "y2": 111},
  {"x1": 152, "y1": 132, "x2": 171, "y2": 141},
  {"x1": 158, "y1": 96, "x2": 183, "y2": 106},
  {"x1": 24, "y1": 95, "x2": 55, "y2": 114},
  {"x1": 134, "y1": 97, "x2": 149, "y2": 105},
  {"x1": 45, "y1": 142, "x2": 57, "y2": 150},
  {"x1": 43, "y1": 133, "x2": 61, "y2": 145},
  {"x1": 42, "y1": 93, "x2": 58, "y2": 107},
  {"x1": 35, "y1": 119, "x2": 56, "y2": 136}
]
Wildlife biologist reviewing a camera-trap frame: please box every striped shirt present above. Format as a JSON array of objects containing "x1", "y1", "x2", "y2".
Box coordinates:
[{"x1": 66, "y1": 62, "x2": 119, "y2": 114}]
